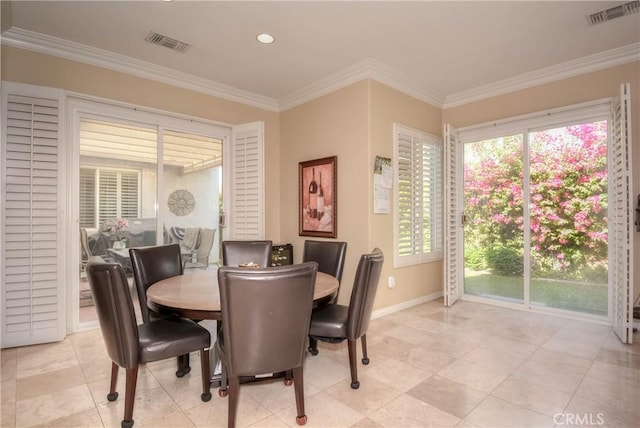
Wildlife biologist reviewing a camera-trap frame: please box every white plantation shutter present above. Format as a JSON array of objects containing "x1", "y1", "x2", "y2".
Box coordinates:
[
  {"x1": 1, "y1": 82, "x2": 65, "y2": 348},
  {"x1": 79, "y1": 168, "x2": 96, "y2": 228},
  {"x1": 119, "y1": 171, "x2": 139, "y2": 218},
  {"x1": 393, "y1": 124, "x2": 442, "y2": 267},
  {"x1": 98, "y1": 170, "x2": 118, "y2": 223},
  {"x1": 610, "y1": 83, "x2": 634, "y2": 344},
  {"x1": 229, "y1": 122, "x2": 264, "y2": 239},
  {"x1": 443, "y1": 123, "x2": 463, "y2": 306}
]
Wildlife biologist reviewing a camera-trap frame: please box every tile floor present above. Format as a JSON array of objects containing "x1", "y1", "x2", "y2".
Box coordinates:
[{"x1": 1, "y1": 299, "x2": 639, "y2": 428}]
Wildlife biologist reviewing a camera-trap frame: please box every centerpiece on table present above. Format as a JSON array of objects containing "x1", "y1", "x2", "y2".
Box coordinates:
[{"x1": 104, "y1": 218, "x2": 129, "y2": 249}]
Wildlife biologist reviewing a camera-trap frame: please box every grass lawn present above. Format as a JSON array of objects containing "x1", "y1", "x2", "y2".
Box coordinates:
[{"x1": 464, "y1": 269, "x2": 608, "y2": 316}]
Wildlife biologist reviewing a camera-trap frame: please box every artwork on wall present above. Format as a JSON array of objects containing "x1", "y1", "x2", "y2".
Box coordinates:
[
  {"x1": 168, "y1": 189, "x2": 195, "y2": 216},
  {"x1": 299, "y1": 156, "x2": 337, "y2": 238}
]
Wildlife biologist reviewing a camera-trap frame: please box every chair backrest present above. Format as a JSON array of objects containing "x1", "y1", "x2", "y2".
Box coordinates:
[
  {"x1": 195, "y1": 228, "x2": 216, "y2": 264},
  {"x1": 222, "y1": 240, "x2": 272, "y2": 267},
  {"x1": 129, "y1": 244, "x2": 183, "y2": 323},
  {"x1": 302, "y1": 240, "x2": 347, "y2": 283},
  {"x1": 86, "y1": 257, "x2": 139, "y2": 369},
  {"x1": 218, "y1": 262, "x2": 318, "y2": 376},
  {"x1": 346, "y1": 248, "x2": 384, "y2": 340},
  {"x1": 80, "y1": 228, "x2": 92, "y2": 261}
]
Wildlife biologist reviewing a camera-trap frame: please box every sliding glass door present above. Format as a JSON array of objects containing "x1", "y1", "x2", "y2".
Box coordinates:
[
  {"x1": 528, "y1": 122, "x2": 608, "y2": 315},
  {"x1": 462, "y1": 120, "x2": 609, "y2": 316},
  {"x1": 76, "y1": 112, "x2": 225, "y2": 326}
]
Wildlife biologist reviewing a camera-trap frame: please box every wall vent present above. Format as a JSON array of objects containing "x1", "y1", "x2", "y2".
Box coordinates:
[
  {"x1": 144, "y1": 31, "x2": 191, "y2": 53},
  {"x1": 587, "y1": 1, "x2": 639, "y2": 26}
]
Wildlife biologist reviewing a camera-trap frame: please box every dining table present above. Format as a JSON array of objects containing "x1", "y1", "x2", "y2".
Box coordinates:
[
  {"x1": 146, "y1": 267, "x2": 339, "y2": 388},
  {"x1": 147, "y1": 268, "x2": 339, "y2": 321}
]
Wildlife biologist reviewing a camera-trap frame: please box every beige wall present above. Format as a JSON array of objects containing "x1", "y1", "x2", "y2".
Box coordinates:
[
  {"x1": 444, "y1": 61, "x2": 640, "y2": 306},
  {"x1": 0, "y1": 46, "x2": 282, "y2": 240},
  {"x1": 368, "y1": 81, "x2": 443, "y2": 308},
  {"x1": 280, "y1": 80, "x2": 443, "y2": 309},
  {"x1": 279, "y1": 81, "x2": 371, "y2": 304}
]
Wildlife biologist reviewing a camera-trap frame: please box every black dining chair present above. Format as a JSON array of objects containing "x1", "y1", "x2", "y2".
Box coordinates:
[
  {"x1": 302, "y1": 240, "x2": 347, "y2": 286},
  {"x1": 86, "y1": 257, "x2": 211, "y2": 428},
  {"x1": 303, "y1": 240, "x2": 347, "y2": 355},
  {"x1": 221, "y1": 240, "x2": 272, "y2": 268},
  {"x1": 216, "y1": 262, "x2": 318, "y2": 428},
  {"x1": 308, "y1": 248, "x2": 384, "y2": 389},
  {"x1": 129, "y1": 244, "x2": 191, "y2": 377}
]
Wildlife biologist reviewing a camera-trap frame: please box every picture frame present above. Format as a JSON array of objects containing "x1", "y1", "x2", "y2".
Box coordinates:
[{"x1": 299, "y1": 156, "x2": 337, "y2": 238}]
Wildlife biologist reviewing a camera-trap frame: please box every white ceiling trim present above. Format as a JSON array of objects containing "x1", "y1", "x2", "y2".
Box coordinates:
[
  {"x1": 443, "y1": 43, "x2": 640, "y2": 109},
  {"x1": 2, "y1": 27, "x2": 638, "y2": 113},
  {"x1": 0, "y1": 27, "x2": 281, "y2": 112},
  {"x1": 278, "y1": 58, "x2": 445, "y2": 111}
]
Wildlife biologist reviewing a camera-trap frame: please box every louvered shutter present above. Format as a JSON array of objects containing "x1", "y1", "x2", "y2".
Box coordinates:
[
  {"x1": 396, "y1": 131, "x2": 421, "y2": 261},
  {"x1": 229, "y1": 122, "x2": 264, "y2": 239},
  {"x1": 98, "y1": 170, "x2": 118, "y2": 224},
  {"x1": 393, "y1": 124, "x2": 442, "y2": 267},
  {"x1": 119, "y1": 171, "x2": 140, "y2": 218},
  {"x1": 610, "y1": 83, "x2": 634, "y2": 344},
  {"x1": 1, "y1": 82, "x2": 65, "y2": 348},
  {"x1": 79, "y1": 168, "x2": 96, "y2": 228},
  {"x1": 443, "y1": 123, "x2": 463, "y2": 306}
]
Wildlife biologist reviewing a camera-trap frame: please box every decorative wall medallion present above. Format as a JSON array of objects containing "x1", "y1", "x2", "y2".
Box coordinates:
[{"x1": 168, "y1": 189, "x2": 195, "y2": 216}]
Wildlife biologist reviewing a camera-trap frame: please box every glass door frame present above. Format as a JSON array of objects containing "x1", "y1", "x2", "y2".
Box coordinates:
[
  {"x1": 454, "y1": 100, "x2": 613, "y2": 322},
  {"x1": 66, "y1": 95, "x2": 231, "y2": 333}
]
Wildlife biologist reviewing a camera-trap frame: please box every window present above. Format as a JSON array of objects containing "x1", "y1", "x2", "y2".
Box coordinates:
[
  {"x1": 79, "y1": 167, "x2": 140, "y2": 228},
  {"x1": 393, "y1": 123, "x2": 443, "y2": 267}
]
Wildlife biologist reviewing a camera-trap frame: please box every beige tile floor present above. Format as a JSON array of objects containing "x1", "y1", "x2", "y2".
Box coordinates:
[{"x1": 2, "y1": 299, "x2": 639, "y2": 428}]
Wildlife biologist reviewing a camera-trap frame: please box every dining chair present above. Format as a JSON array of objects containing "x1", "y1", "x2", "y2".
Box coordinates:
[
  {"x1": 307, "y1": 248, "x2": 384, "y2": 389},
  {"x1": 221, "y1": 240, "x2": 272, "y2": 268},
  {"x1": 216, "y1": 262, "x2": 318, "y2": 428},
  {"x1": 303, "y1": 240, "x2": 348, "y2": 355},
  {"x1": 184, "y1": 228, "x2": 216, "y2": 269},
  {"x1": 86, "y1": 257, "x2": 211, "y2": 428},
  {"x1": 129, "y1": 243, "x2": 191, "y2": 377}
]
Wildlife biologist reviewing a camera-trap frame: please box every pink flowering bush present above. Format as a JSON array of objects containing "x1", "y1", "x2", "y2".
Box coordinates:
[{"x1": 464, "y1": 121, "x2": 608, "y2": 282}]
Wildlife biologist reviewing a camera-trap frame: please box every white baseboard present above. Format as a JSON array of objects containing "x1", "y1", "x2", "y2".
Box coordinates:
[{"x1": 371, "y1": 290, "x2": 443, "y2": 320}]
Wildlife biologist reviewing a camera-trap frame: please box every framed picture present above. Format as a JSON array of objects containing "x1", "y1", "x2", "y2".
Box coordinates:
[{"x1": 299, "y1": 156, "x2": 337, "y2": 238}]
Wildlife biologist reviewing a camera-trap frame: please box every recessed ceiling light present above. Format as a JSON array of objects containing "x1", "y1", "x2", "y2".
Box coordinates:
[{"x1": 257, "y1": 33, "x2": 275, "y2": 44}]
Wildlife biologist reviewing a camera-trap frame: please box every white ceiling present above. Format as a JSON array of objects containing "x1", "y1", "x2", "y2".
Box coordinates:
[{"x1": 3, "y1": 1, "x2": 639, "y2": 110}]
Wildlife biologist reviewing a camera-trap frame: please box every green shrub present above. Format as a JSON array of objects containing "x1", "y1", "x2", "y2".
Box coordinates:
[
  {"x1": 464, "y1": 246, "x2": 487, "y2": 271},
  {"x1": 487, "y1": 246, "x2": 523, "y2": 276}
]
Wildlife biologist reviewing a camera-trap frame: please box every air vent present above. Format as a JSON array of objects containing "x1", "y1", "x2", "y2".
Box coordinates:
[
  {"x1": 587, "y1": 1, "x2": 639, "y2": 25},
  {"x1": 144, "y1": 31, "x2": 191, "y2": 53}
]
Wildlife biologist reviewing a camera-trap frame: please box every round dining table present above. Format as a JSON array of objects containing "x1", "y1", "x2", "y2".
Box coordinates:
[
  {"x1": 146, "y1": 267, "x2": 339, "y2": 388},
  {"x1": 147, "y1": 268, "x2": 339, "y2": 321}
]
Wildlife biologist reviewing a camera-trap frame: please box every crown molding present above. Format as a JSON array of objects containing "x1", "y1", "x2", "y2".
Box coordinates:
[
  {"x1": 0, "y1": 27, "x2": 280, "y2": 112},
  {"x1": 2, "y1": 27, "x2": 637, "y2": 113},
  {"x1": 279, "y1": 58, "x2": 445, "y2": 111},
  {"x1": 443, "y1": 43, "x2": 640, "y2": 109}
]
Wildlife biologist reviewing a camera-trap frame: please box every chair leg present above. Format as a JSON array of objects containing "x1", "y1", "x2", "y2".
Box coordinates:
[
  {"x1": 361, "y1": 334, "x2": 370, "y2": 365},
  {"x1": 227, "y1": 376, "x2": 241, "y2": 428},
  {"x1": 308, "y1": 337, "x2": 319, "y2": 356},
  {"x1": 176, "y1": 353, "x2": 191, "y2": 377},
  {"x1": 107, "y1": 362, "x2": 119, "y2": 401},
  {"x1": 293, "y1": 366, "x2": 307, "y2": 425},
  {"x1": 122, "y1": 366, "x2": 139, "y2": 428},
  {"x1": 200, "y1": 348, "x2": 212, "y2": 402},
  {"x1": 347, "y1": 339, "x2": 359, "y2": 389},
  {"x1": 284, "y1": 369, "x2": 293, "y2": 386}
]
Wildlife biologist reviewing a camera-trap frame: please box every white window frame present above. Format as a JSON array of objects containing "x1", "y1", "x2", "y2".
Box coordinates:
[{"x1": 393, "y1": 123, "x2": 443, "y2": 268}]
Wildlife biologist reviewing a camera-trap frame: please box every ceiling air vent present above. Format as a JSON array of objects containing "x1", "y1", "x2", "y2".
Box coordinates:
[
  {"x1": 144, "y1": 31, "x2": 191, "y2": 53},
  {"x1": 587, "y1": 1, "x2": 640, "y2": 25}
]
